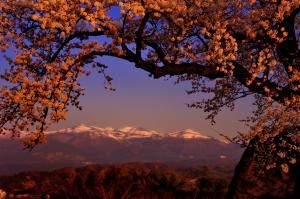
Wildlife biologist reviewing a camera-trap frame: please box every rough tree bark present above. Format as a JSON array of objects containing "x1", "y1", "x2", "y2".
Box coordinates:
[{"x1": 226, "y1": 137, "x2": 300, "y2": 199}]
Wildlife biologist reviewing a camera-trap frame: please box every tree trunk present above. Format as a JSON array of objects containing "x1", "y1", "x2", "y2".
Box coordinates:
[
  {"x1": 226, "y1": 137, "x2": 300, "y2": 199},
  {"x1": 226, "y1": 138, "x2": 257, "y2": 199}
]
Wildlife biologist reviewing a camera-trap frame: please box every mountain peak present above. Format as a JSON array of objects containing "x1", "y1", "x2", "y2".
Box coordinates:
[
  {"x1": 45, "y1": 125, "x2": 214, "y2": 141},
  {"x1": 52, "y1": 124, "x2": 104, "y2": 134},
  {"x1": 169, "y1": 129, "x2": 210, "y2": 139},
  {"x1": 74, "y1": 123, "x2": 90, "y2": 128},
  {"x1": 119, "y1": 126, "x2": 136, "y2": 132},
  {"x1": 72, "y1": 124, "x2": 95, "y2": 133}
]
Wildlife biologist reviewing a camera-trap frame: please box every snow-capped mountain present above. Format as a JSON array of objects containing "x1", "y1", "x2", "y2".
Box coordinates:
[
  {"x1": 47, "y1": 124, "x2": 212, "y2": 141},
  {"x1": 0, "y1": 125, "x2": 243, "y2": 174},
  {"x1": 168, "y1": 129, "x2": 210, "y2": 139}
]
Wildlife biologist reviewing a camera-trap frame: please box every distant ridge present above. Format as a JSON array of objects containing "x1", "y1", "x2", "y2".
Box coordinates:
[
  {"x1": 0, "y1": 124, "x2": 243, "y2": 174},
  {"x1": 46, "y1": 124, "x2": 214, "y2": 141}
]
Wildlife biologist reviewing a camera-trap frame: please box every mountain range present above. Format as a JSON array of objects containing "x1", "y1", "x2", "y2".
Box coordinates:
[{"x1": 0, "y1": 124, "x2": 243, "y2": 174}]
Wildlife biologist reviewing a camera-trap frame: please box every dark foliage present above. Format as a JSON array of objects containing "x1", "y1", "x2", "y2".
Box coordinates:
[{"x1": 0, "y1": 163, "x2": 232, "y2": 199}]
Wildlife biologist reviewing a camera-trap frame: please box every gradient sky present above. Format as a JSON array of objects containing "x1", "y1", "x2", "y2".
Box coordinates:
[{"x1": 46, "y1": 56, "x2": 254, "y2": 139}]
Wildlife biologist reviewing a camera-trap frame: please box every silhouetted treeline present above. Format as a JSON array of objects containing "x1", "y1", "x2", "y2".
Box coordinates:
[{"x1": 0, "y1": 163, "x2": 234, "y2": 199}]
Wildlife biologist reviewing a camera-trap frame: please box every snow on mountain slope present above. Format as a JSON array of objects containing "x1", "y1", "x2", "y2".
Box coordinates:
[
  {"x1": 45, "y1": 124, "x2": 214, "y2": 141},
  {"x1": 168, "y1": 129, "x2": 210, "y2": 139},
  {"x1": 52, "y1": 124, "x2": 107, "y2": 134},
  {"x1": 119, "y1": 126, "x2": 162, "y2": 139},
  {"x1": 1, "y1": 124, "x2": 218, "y2": 142},
  {"x1": 47, "y1": 125, "x2": 163, "y2": 140}
]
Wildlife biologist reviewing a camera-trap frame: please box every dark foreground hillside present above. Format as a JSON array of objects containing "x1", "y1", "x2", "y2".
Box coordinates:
[{"x1": 0, "y1": 163, "x2": 234, "y2": 199}]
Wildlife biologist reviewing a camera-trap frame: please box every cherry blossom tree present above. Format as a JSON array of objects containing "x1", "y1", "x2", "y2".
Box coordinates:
[{"x1": 0, "y1": 0, "x2": 299, "y2": 173}]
